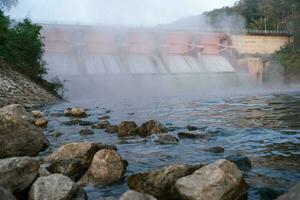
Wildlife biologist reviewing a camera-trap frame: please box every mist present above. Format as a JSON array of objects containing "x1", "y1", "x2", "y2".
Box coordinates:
[{"x1": 9, "y1": 0, "x2": 237, "y2": 26}]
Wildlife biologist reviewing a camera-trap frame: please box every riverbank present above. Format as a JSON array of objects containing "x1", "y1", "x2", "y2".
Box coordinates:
[{"x1": 0, "y1": 61, "x2": 58, "y2": 108}]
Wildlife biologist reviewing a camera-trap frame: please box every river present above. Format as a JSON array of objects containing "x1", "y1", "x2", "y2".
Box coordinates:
[{"x1": 42, "y1": 88, "x2": 300, "y2": 200}]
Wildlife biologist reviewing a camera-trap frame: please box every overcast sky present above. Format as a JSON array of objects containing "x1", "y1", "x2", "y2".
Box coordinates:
[{"x1": 9, "y1": 0, "x2": 237, "y2": 26}]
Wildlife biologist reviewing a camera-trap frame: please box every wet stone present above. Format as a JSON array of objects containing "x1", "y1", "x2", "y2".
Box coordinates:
[
  {"x1": 118, "y1": 121, "x2": 138, "y2": 137},
  {"x1": 49, "y1": 131, "x2": 63, "y2": 138},
  {"x1": 79, "y1": 129, "x2": 95, "y2": 136},
  {"x1": 64, "y1": 107, "x2": 87, "y2": 118},
  {"x1": 187, "y1": 125, "x2": 198, "y2": 131},
  {"x1": 105, "y1": 125, "x2": 119, "y2": 133},
  {"x1": 62, "y1": 119, "x2": 82, "y2": 126},
  {"x1": 226, "y1": 155, "x2": 252, "y2": 171},
  {"x1": 204, "y1": 146, "x2": 225, "y2": 153},
  {"x1": 99, "y1": 115, "x2": 110, "y2": 120},
  {"x1": 155, "y1": 134, "x2": 179, "y2": 145},
  {"x1": 35, "y1": 118, "x2": 48, "y2": 128},
  {"x1": 178, "y1": 131, "x2": 210, "y2": 139},
  {"x1": 92, "y1": 121, "x2": 110, "y2": 129}
]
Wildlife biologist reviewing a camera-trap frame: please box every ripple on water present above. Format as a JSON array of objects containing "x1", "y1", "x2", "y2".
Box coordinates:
[{"x1": 41, "y1": 91, "x2": 300, "y2": 200}]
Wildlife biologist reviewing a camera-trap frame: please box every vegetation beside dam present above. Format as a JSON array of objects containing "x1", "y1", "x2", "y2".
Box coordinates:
[{"x1": 205, "y1": 0, "x2": 300, "y2": 82}]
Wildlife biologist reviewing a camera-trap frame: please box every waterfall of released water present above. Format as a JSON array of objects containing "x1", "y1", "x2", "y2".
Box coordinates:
[
  {"x1": 44, "y1": 52, "x2": 256, "y2": 100},
  {"x1": 45, "y1": 53, "x2": 235, "y2": 76}
]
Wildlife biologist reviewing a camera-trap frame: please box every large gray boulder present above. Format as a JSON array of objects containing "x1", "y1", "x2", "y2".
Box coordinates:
[
  {"x1": 78, "y1": 149, "x2": 127, "y2": 186},
  {"x1": 276, "y1": 182, "x2": 300, "y2": 200},
  {"x1": 0, "y1": 104, "x2": 49, "y2": 158},
  {"x1": 175, "y1": 159, "x2": 248, "y2": 200},
  {"x1": 46, "y1": 142, "x2": 116, "y2": 179},
  {"x1": 0, "y1": 187, "x2": 16, "y2": 200},
  {"x1": 127, "y1": 164, "x2": 202, "y2": 199},
  {"x1": 0, "y1": 157, "x2": 39, "y2": 194},
  {"x1": 28, "y1": 174, "x2": 87, "y2": 200},
  {"x1": 119, "y1": 190, "x2": 157, "y2": 200}
]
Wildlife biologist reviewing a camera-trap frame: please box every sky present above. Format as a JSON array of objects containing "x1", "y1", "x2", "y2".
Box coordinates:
[{"x1": 9, "y1": 0, "x2": 237, "y2": 27}]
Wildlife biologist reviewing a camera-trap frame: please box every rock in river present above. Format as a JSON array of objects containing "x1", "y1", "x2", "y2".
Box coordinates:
[
  {"x1": 177, "y1": 131, "x2": 210, "y2": 140},
  {"x1": 127, "y1": 164, "x2": 202, "y2": 199},
  {"x1": 0, "y1": 157, "x2": 39, "y2": 194},
  {"x1": 28, "y1": 174, "x2": 87, "y2": 200},
  {"x1": 226, "y1": 155, "x2": 252, "y2": 171},
  {"x1": 0, "y1": 104, "x2": 49, "y2": 158},
  {"x1": 31, "y1": 110, "x2": 44, "y2": 118},
  {"x1": 64, "y1": 107, "x2": 87, "y2": 118},
  {"x1": 276, "y1": 182, "x2": 300, "y2": 200},
  {"x1": 105, "y1": 125, "x2": 119, "y2": 133},
  {"x1": 92, "y1": 120, "x2": 110, "y2": 129},
  {"x1": 155, "y1": 134, "x2": 179, "y2": 145},
  {"x1": 175, "y1": 159, "x2": 248, "y2": 200},
  {"x1": 79, "y1": 128, "x2": 95, "y2": 136},
  {"x1": 0, "y1": 187, "x2": 16, "y2": 200},
  {"x1": 203, "y1": 146, "x2": 225, "y2": 153},
  {"x1": 119, "y1": 190, "x2": 157, "y2": 200},
  {"x1": 46, "y1": 142, "x2": 117, "y2": 177},
  {"x1": 78, "y1": 149, "x2": 127, "y2": 186},
  {"x1": 135, "y1": 120, "x2": 168, "y2": 137},
  {"x1": 35, "y1": 117, "x2": 48, "y2": 127},
  {"x1": 118, "y1": 121, "x2": 138, "y2": 137}
]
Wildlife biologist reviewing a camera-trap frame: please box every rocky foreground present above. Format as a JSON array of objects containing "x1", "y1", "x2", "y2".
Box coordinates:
[{"x1": 0, "y1": 104, "x2": 299, "y2": 200}]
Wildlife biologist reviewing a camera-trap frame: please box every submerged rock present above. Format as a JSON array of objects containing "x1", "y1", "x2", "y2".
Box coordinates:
[
  {"x1": 175, "y1": 159, "x2": 248, "y2": 200},
  {"x1": 226, "y1": 155, "x2": 252, "y2": 171},
  {"x1": 0, "y1": 157, "x2": 39, "y2": 194},
  {"x1": 50, "y1": 112, "x2": 64, "y2": 117},
  {"x1": 119, "y1": 190, "x2": 157, "y2": 200},
  {"x1": 155, "y1": 134, "x2": 179, "y2": 145},
  {"x1": 276, "y1": 182, "x2": 300, "y2": 200},
  {"x1": 187, "y1": 125, "x2": 198, "y2": 131},
  {"x1": 46, "y1": 142, "x2": 116, "y2": 175},
  {"x1": 135, "y1": 120, "x2": 168, "y2": 137},
  {"x1": 92, "y1": 120, "x2": 110, "y2": 129},
  {"x1": 105, "y1": 125, "x2": 119, "y2": 133},
  {"x1": 0, "y1": 105, "x2": 49, "y2": 158},
  {"x1": 118, "y1": 121, "x2": 138, "y2": 137},
  {"x1": 79, "y1": 128, "x2": 95, "y2": 136},
  {"x1": 62, "y1": 119, "x2": 82, "y2": 126},
  {"x1": 28, "y1": 174, "x2": 87, "y2": 200},
  {"x1": 99, "y1": 115, "x2": 110, "y2": 120},
  {"x1": 49, "y1": 131, "x2": 63, "y2": 138},
  {"x1": 64, "y1": 107, "x2": 87, "y2": 118},
  {"x1": 127, "y1": 164, "x2": 202, "y2": 199},
  {"x1": 31, "y1": 110, "x2": 44, "y2": 118},
  {"x1": 78, "y1": 149, "x2": 127, "y2": 186},
  {"x1": 177, "y1": 131, "x2": 209, "y2": 140},
  {"x1": 203, "y1": 146, "x2": 224, "y2": 153},
  {"x1": 0, "y1": 187, "x2": 16, "y2": 200},
  {"x1": 35, "y1": 117, "x2": 48, "y2": 127}
]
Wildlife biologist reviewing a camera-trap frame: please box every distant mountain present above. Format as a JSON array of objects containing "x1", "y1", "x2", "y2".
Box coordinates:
[{"x1": 157, "y1": 14, "x2": 209, "y2": 30}]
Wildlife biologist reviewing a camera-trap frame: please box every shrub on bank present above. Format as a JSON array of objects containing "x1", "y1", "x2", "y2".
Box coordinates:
[{"x1": 0, "y1": 10, "x2": 63, "y2": 97}]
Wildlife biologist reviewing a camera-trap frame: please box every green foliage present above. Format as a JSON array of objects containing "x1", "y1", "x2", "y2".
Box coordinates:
[
  {"x1": 275, "y1": 44, "x2": 300, "y2": 75},
  {"x1": 206, "y1": 0, "x2": 300, "y2": 79},
  {"x1": 0, "y1": 10, "x2": 63, "y2": 97}
]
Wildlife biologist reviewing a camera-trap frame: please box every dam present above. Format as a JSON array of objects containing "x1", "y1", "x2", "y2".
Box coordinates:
[{"x1": 41, "y1": 24, "x2": 291, "y2": 98}]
